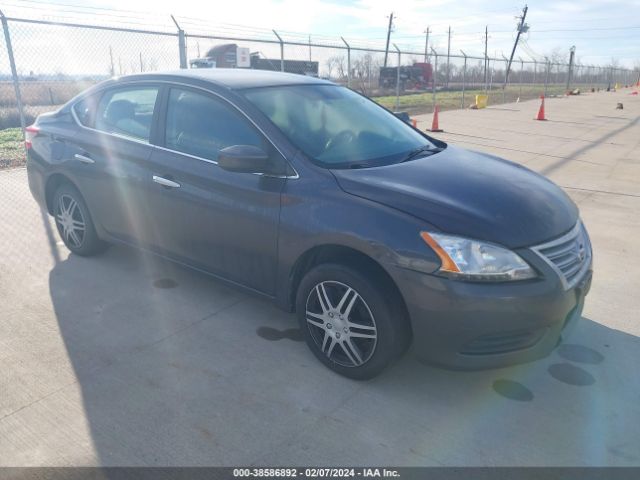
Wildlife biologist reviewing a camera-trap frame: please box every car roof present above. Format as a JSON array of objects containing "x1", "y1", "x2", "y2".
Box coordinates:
[{"x1": 118, "y1": 69, "x2": 332, "y2": 90}]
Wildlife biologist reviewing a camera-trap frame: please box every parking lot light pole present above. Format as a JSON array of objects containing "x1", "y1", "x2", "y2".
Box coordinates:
[{"x1": 273, "y1": 30, "x2": 284, "y2": 72}]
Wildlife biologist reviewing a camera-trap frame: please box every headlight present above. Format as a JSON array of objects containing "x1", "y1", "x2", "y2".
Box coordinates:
[{"x1": 420, "y1": 232, "x2": 536, "y2": 282}]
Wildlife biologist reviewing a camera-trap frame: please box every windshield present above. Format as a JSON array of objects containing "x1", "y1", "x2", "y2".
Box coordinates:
[{"x1": 242, "y1": 84, "x2": 437, "y2": 168}]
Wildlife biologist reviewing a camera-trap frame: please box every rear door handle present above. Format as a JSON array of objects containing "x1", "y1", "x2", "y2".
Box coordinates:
[
  {"x1": 153, "y1": 175, "x2": 181, "y2": 188},
  {"x1": 73, "y1": 153, "x2": 95, "y2": 164}
]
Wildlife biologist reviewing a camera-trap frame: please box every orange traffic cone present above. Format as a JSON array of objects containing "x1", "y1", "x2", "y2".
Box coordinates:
[
  {"x1": 427, "y1": 105, "x2": 443, "y2": 132},
  {"x1": 535, "y1": 95, "x2": 547, "y2": 121},
  {"x1": 411, "y1": 118, "x2": 417, "y2": 128}
]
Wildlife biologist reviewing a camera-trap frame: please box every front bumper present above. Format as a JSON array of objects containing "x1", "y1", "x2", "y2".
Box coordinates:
[{"x1": 393, "y1": 258, "x2": 592, "y2": 370}]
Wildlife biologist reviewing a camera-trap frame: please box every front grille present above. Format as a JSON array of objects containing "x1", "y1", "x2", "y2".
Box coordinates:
[{"x1": 532, "y1": 222, "x2": 591, "y2": 289}]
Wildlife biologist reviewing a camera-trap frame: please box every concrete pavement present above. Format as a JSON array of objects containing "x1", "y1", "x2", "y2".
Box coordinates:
[{"x1": 0, "y1": 88, "x2": 639, "y2": 466}]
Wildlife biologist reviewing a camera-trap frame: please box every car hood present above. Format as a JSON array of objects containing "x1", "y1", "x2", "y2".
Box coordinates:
[{"x1": 330, "y1": 145, "x2": 578, "y2": 248}]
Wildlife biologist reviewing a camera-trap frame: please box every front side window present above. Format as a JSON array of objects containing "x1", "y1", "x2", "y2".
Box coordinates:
[
  {"x1": 243, "y1": 84, "x2": 437, "y2": 168},
  {"x1": 94, "y1": 87, "x2": 159, "y2": 141},
  {"x1": 164, "y1": 88, "x2": 264, "y2": 161}
]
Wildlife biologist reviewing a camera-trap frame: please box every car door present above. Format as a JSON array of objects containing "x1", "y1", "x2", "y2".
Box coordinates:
[
  {"x1": 145, "y1": 86, "x2": 288, "y2": 295},
  {"x1": 67, "y1": 84, "x2": 161, "y2": 245}
]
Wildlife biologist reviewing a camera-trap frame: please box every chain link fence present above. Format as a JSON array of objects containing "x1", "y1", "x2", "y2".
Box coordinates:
[{"x1": 1, "y1": 12, "x2": 639, "y2": 165}]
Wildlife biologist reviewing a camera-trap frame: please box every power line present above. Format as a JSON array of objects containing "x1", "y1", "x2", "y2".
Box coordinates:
[{"x1": 2, "y1": 0, "x2": 171, "y2": 16}]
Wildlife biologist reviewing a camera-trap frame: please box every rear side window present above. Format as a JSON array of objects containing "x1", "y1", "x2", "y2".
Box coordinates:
[
  {"x1": 164, "y1": 88, "x2": 264, "y2": 161},
  {"x1": 94, "y1": 87, "x2": 159, "y2": 142}
]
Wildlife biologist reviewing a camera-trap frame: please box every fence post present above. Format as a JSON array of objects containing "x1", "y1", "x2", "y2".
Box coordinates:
[
  {"x1": 273, "y1": 30, "x2": 284, "y2": 72},
  {"x1": 518, "y1": 57, "x2": 524, "y2": 99},
  {"x1": 501, "y1": 54, "x2": 508, "y2": 103},
  {"x1": 532, "y1": 59, "x2": 537, "y2": 87},
  {"x1": 0, "y1": 11, "x2": 26, "y2": 137},
  {"x1": 460, "y1": 50, "x2": 467, "y2": 108},
  {"x1": 484, "y1": 52, "x2": 489, "y2": 93},
  {"x1": 341, "y1": 37, "x2": 351, "y2": 88},
  {"x1": 608, "y1": 67, "x2": 613, "y2": 89},
  {"x1": 430, "y1": 47, "x2": 438, "y2": 112},
  {"x1": 393, "y1": 44, "x2": 401, "y2": 111},
  {"x1": 171, "y1": 15, "x2": 187, "y2": 69},
  {"x1": 566, "y1": 46, "x2": 576, "y2": 91},
  {"x1": 488, "y1": 58, "x2": 494, "y2": 91},
  {"x1": 544, "y1": 58, "x2": 550, "y2": 97}
]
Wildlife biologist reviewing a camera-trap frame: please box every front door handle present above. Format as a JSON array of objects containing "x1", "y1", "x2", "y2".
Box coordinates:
[
  {"x1": 153, "y1": 175, "x2": 181, "y2": 188},
  {"x1": 73, "y1": 153, "x2": 95, "y2": 164}
]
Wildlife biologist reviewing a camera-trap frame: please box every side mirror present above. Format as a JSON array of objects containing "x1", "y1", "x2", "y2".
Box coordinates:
[
  {"x1": 217, "y1": 145, "x2": 270, "y2": 174},
  {"x1": 393, "y1": 111, "x2": 411, "y2": 123}
]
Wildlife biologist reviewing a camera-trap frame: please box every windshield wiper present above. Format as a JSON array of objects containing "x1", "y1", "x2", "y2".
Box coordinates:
[
  {"x1": 399, "y1": 145, "x2": 444, "y2": 163},
  {"x1": 348, "y1": 162, "x2": 377, "y2": 169}
]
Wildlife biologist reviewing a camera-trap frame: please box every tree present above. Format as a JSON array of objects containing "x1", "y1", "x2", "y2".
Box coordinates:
[
  {"x1": 548, "y1": 47, "x2": 568, "y2": 65},
  {"x1": 352, "y1": 53, "x2": 381, "y2": 94},
  {"x1": 325, "y1": 55, "x2": 346, "y2": 80}
]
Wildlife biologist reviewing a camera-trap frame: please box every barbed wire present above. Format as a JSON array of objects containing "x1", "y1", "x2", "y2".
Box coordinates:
[{"x1": 1, "y1": 0, "x2": 638, "y2": 62}]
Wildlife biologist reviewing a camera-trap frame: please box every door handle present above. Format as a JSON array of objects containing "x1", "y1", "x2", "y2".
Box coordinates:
[
  {"x1": 73, "y1": 153, "x2": 95, "y2": 164},
  {"x1": 152, "y1": 175, "x2": 181, "y2": 188}
]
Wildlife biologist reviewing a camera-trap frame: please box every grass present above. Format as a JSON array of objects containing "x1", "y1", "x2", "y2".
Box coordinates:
[
  {"x1": 0, "y1": 79, "x2": 93, "y2": 129},
  {"x1": 373, "y1": 84, "x2": 571, "y2": 115},
  {"x1": 0, "y1": 128, "x2": 25, "y2": 169}
]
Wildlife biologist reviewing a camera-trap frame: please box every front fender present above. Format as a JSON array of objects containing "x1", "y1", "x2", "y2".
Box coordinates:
[{"x1": 275, "y1": 172, "x2": 442, "y2": 310}]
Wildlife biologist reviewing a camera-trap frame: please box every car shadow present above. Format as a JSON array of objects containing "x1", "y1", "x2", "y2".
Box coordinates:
[{"x1": 47, "y1": 244, "x2": 640, "y2": 466}]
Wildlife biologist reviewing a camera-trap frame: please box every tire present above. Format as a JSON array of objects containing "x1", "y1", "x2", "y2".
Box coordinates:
[
  {"x1": 53, "y1": 183, "x2": 107, "y2": 256},
  {"x1": 296, "y1": 263, "x2": 410, "y2": 380}
]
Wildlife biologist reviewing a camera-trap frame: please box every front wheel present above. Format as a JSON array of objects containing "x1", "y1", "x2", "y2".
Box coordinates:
[{"x1": 296, "y1": 264, "x2": 409, "y2": 380}]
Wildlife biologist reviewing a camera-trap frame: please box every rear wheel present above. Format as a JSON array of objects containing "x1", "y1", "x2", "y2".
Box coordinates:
[
  {"x1": 296, "y1": 263, "x2": 409, "y2": 380},
  {"x1": 53, "y1": 183, "x2": 107, "y2": 256}
]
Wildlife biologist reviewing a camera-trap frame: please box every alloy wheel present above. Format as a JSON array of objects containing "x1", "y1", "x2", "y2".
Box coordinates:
[
  {"x1": 55, "y1": 193, "x2": 86, "y2": 248},
  {"x1": 305, "y1": 281, "x2": 378, "y2": 367}
]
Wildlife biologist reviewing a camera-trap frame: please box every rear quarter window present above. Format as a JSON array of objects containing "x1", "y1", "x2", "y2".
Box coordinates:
[{"x1": 72, "y1": 96, "x2": 98, "y2": 127}]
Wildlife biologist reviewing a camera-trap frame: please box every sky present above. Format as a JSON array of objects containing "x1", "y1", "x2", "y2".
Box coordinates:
[{"x1": 2, "y1": 0, "x2": 639, "y2": 70}]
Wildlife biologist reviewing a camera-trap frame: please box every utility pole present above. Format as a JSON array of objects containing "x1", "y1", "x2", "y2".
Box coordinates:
[
  {"x1": 483, "y1": 26, "x2": 489, "y2": 91},
  {"x1": 383, "y1": 12, "x2": 394, "y2": 67},
  {"x1": 566, "y1": 45, "x2": 576, "y2": 90},
  {"x1": 446, "y1": 26, "x2": 451, "y2": 87},
  {"x1": 504, "y1": 4, "x2": 529, "y2": 87},
  {"x1": 423, "y1": 27, "x2": 430, "y2": 63}
]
